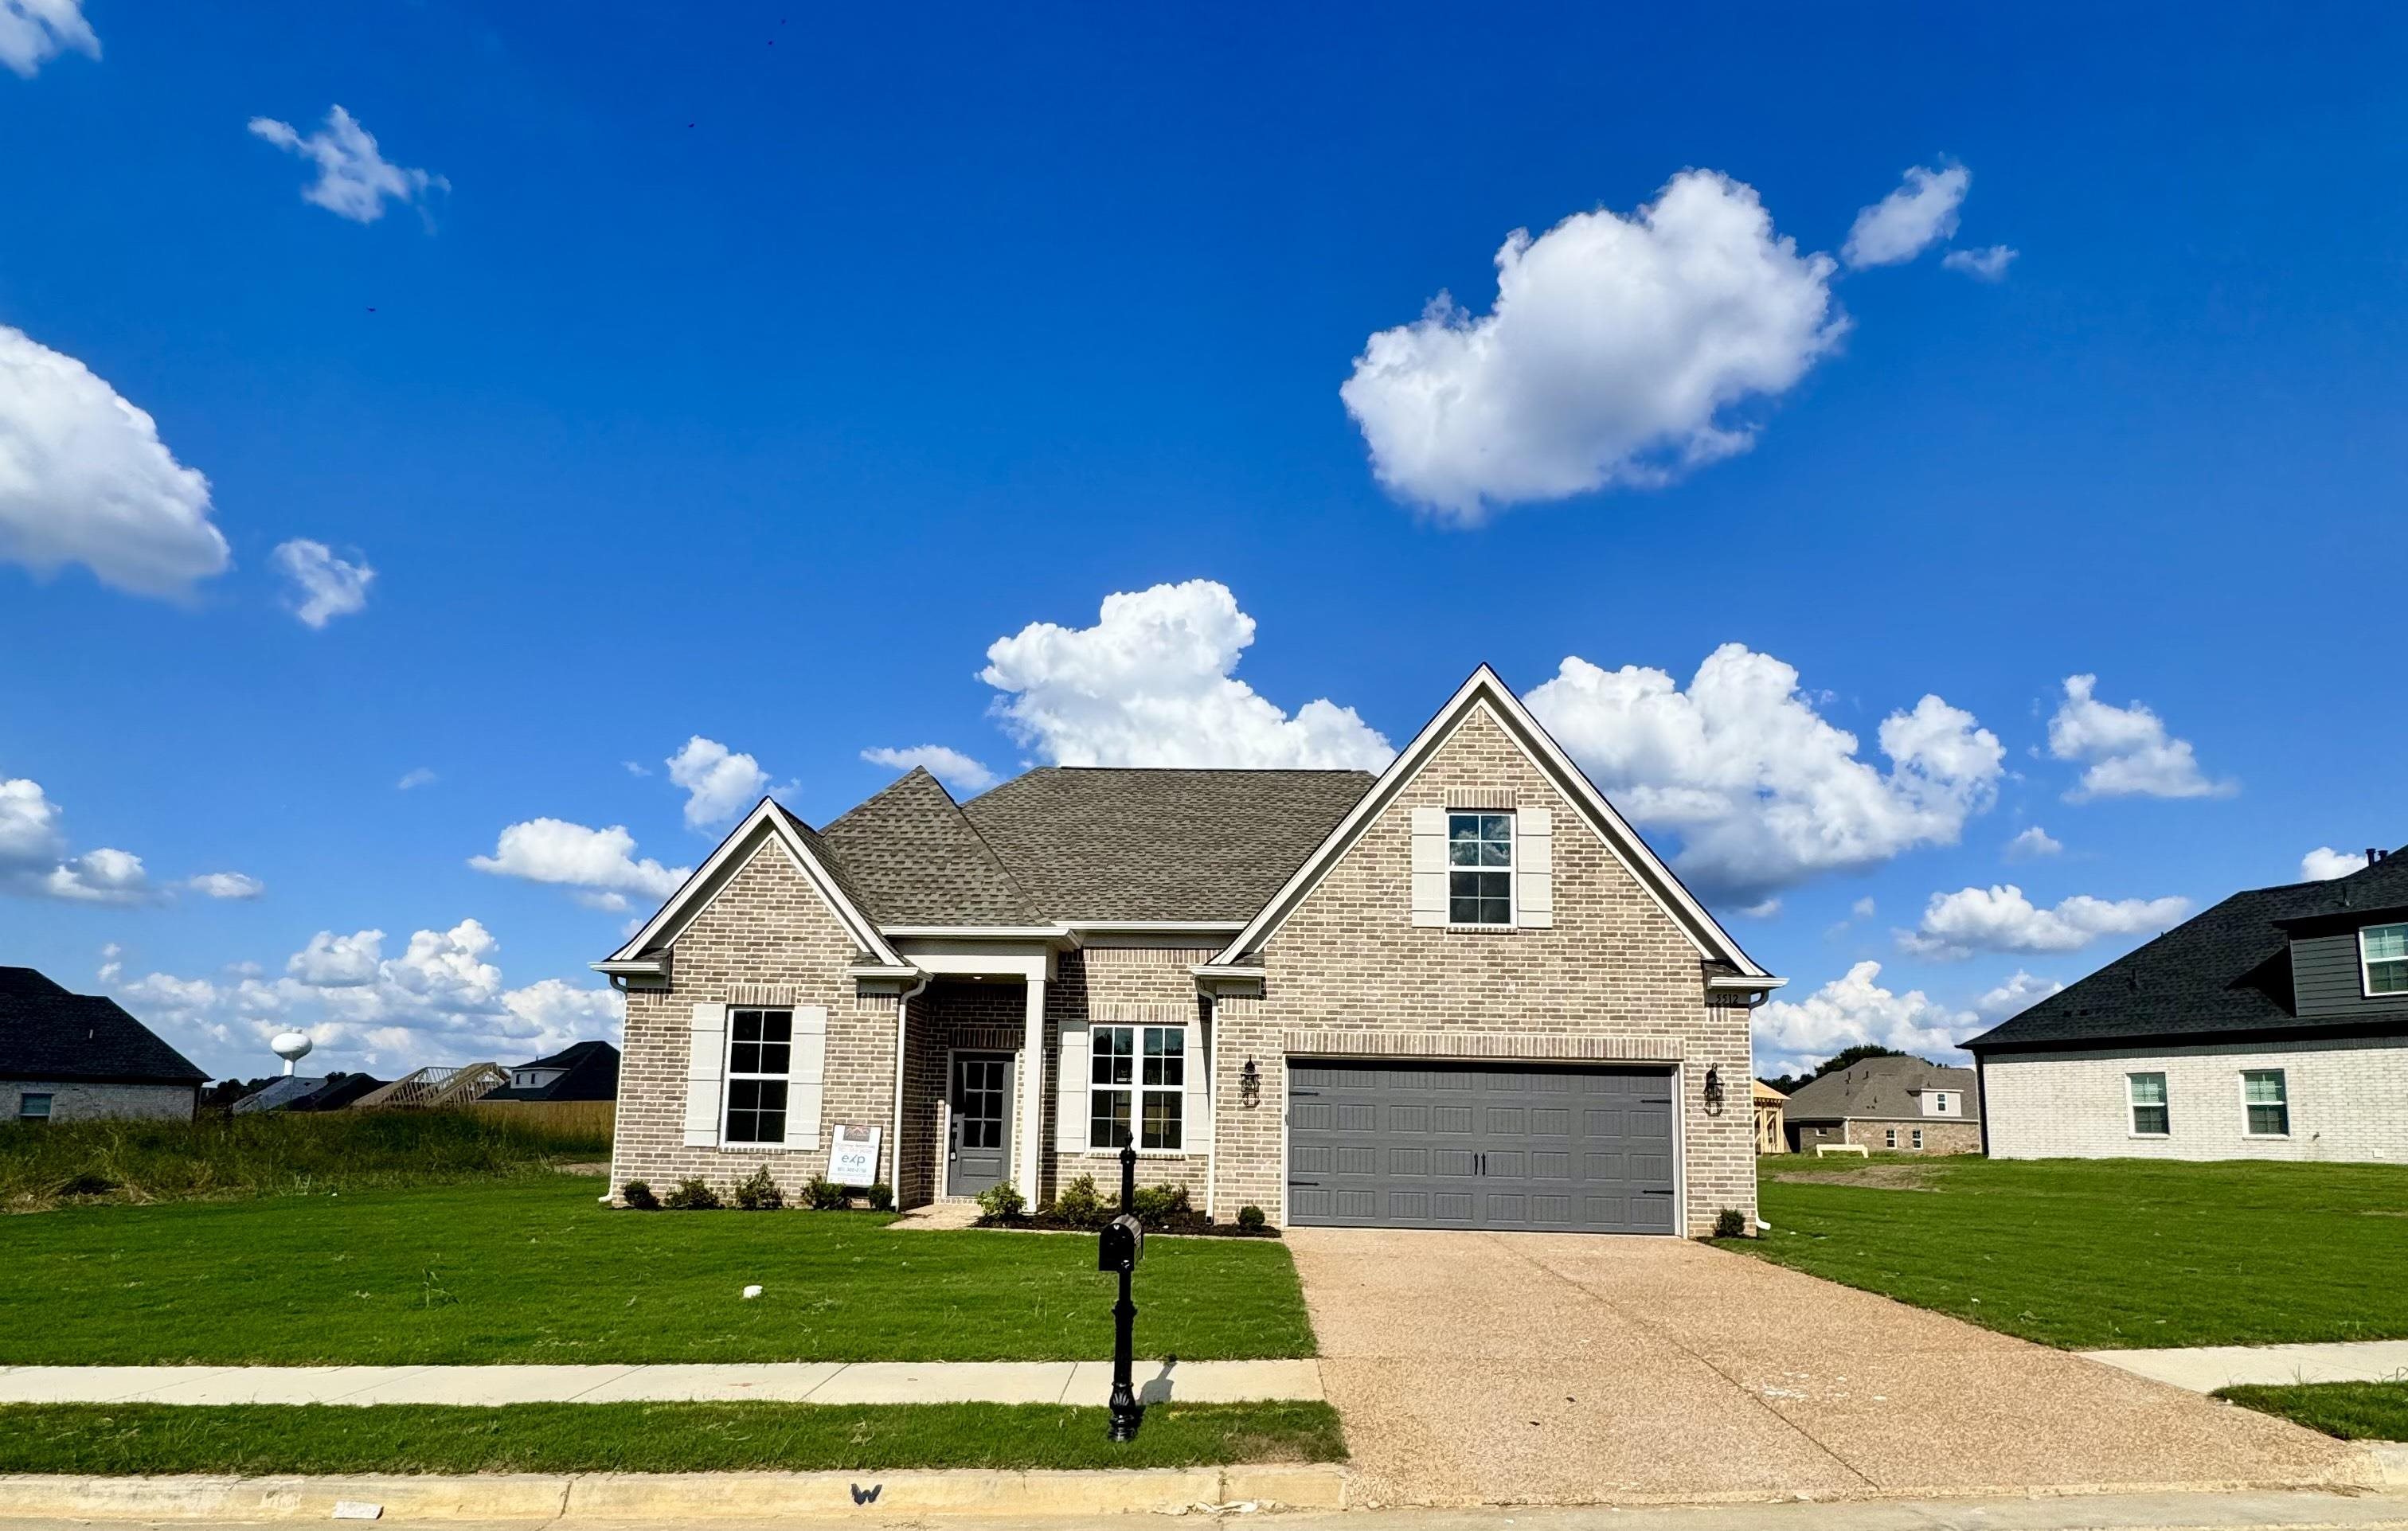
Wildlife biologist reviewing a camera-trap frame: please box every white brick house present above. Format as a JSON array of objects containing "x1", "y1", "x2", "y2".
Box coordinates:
[
  {"x1": 1969, "y1": 846, "x2": 2408, "y2": 1162},
  {"x1": 598, "y1": 668, "x2": 1784, "y2": 1236}
]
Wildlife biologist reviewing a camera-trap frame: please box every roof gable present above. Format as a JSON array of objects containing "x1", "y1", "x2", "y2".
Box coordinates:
[
  {"x1": 1783, "y1": 1056, "x2": 1976, "y2": 1120},
  {"x1": 603, "y1": 799, "x2": 903, "y2": 968},
  {"x1": 1210, "y1": 666, "x2": 1772, "y2": 978},
  {"x1": 818, "y1": 767, "x2": 1042, "y2": 925},
  {"x1": 0, "y1": 973, "x2": 206, "y2": 1084}
]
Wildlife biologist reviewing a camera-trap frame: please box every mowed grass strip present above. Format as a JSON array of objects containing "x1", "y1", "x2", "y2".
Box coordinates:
[
  {"x1": 0, "y1": 1401, "x2": 1347, "y2": 1474},
  {"x1": 2216, "y1": 1382, "x2": 2408, "y2": 1442},
  {"x1": 0, "y1": 1177, "x2": 1315, "y2": 1365},
  {"x1": 1730, "y1": 1154, "x2": 2408, "y2": 1349}
]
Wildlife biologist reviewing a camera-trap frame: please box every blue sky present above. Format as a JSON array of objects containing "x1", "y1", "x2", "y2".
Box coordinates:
[{"x1": 3, "y1": 2, "x2": 2402, "y2": 1081}]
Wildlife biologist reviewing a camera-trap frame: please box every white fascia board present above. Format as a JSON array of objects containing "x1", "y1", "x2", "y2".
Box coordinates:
[
  {"x1": 880, "y1": 925, "x2": 1071, "y2": 940},
  {"x1": 1708, "y1": 974, "x2": 1788, "y2": 990},
  {"x1": 592, "y1": 958, "x2": 666, "y2": 976},
  {"x1": 603, "y1": 798, "x2": 903, "y2": 970},
  {"x1": 1063, "y1": 920, "x2": 1247, "y2": 934},
  {"x1": 1211, "y1": 666, "x2": 1774, "y2": 982}
]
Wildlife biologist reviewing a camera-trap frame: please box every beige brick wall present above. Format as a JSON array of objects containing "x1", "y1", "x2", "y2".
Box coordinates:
[
  {"x1": 1212, "y1": 705, "x2": 1756, "y2": 1236},
  {"x1": 1041, "y1": 947, "x2": 1213, "y2": 1208},
  {"x1": 612, "y1": 833, "x2": 899, "y2": 1204},
  {"x1": 1984, "y1": 1037, "x2": 2408, "y2": 1162},
  {"x1": 3, "y1": 1080, "x2": 195, "y2": 1123},
  {"x1": 1843, "y1": 1119, "x2": 1981, "y2": 1154}
]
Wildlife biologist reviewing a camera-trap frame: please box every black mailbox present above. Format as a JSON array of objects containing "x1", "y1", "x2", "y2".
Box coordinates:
[{"x1": 1098, "y1": 1212, "x2": 1143, "y2": 1273}]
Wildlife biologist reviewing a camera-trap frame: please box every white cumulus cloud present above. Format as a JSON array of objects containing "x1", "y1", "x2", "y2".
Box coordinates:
[
  {"x1": 186, "y1": 871, "x2": 264, "y2": 900},
  {"x1": 2047, "y1": 674, "x2": 2233, "y2": 802},
  {"x1": 470, "y1": 818, "x2": 690, "y2": 901},
  {"x1": 862, "y1": 744, "x2": 999, "y2": 794},
  {"x1": 1843, "y1": 163, "x2": 1969, "y2": 268},
  {"x1": 1974, "y1": 968, "x2": 2064, "y2": 1021},
  {"x1": 2006, "y1": 826, "x2": 2062, "y2": 861},
  {"x1": 0, "y1": 325, "x2": 229, "y2": 598},
  {"x1": 1339, "y1": 170, "x2": 1844, "y2": 522},
  {"x1": 1899, "y1": 883, "x2": 2191, "y2": 959},
  {"x1": 272, "y1": 538, "x2": 373, "y2": 628},
  {"x1": 0, "y1": 776, "x2": 154, "y2": 904},
  {"x1": 1524, "y1": 644, "x2": 2003, "y2": 901},
  {"x1": 41, "y1": 846, "x2": 151, "y2": 904},
  {"x1": 248, "y1": 105, "x2": 446, "y2": 225},
  {"x1": 1753, "y1": 961, "x2": 1972, "y2": 1075},
  {"x1": 1942, "y1": 245, "x2": 2017, "y2": 281},
  {"x1": 2301, "y1": 846, "x2": 2370, "y2": 881},
  {"x1": 666, "y1": 736, "x2": 784, "y2": 828},
  {"x1": 982, "y1": 580, "x2": 1394, "y2": 770},
  {"x1": 287, "y1": 928, "x2": 384, "y2": 986},
  {"x1": 0, "y1": 0, "x2": 97, "y2": 77}
]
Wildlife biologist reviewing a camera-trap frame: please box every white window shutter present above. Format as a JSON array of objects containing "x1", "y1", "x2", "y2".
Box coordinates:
[
  {"x1": 683, "y1": 1002, "x2": 728, "y2": 1146},
  {"x1": 1056, "y1": 1023, "x2": 1089, "y2": 1154},
  {"x1": 791, "y1": 1005, "x2": 827, "y2": 1147},
  {"x1": 1182, "y1": 1025, "x2": 1209, "y2": 1154},
  {"x1": 1410, "y1": 806, "x2": 1448, "y2": 927},
  {"x1": 1517, "y1": 807, "x2": 1554, "y2": 929}
]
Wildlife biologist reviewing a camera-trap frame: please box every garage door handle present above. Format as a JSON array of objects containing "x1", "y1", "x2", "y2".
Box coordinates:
[{"x1": 1476, "y1": 1153, "x2": 1486, "y2": 1176}]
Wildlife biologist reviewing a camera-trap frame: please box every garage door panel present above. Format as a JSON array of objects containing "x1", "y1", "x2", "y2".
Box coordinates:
[{"x1": 1288, "y1": 1060, "x2": 1678, "y2": 1234}]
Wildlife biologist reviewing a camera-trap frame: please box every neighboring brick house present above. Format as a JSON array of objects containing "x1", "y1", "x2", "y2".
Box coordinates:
[
  {"x1": 0, "y1": 967, "x2": 205, "y2": 1124},
  {"x1": 1969, "y1": 845, "x2": 2408, "y2": 1162},
  {"x1": 598, "y1": 668, "x2": 1784, "y2": 1236},
  {"x1": 1781, "y1": 1056, "x2": 1981, "y2": 1154}
]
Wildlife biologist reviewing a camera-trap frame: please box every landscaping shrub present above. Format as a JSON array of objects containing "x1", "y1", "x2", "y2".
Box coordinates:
[
  {"x1": 1051, "y1": 1174, "x2": 1106, "y2": 1228},
  {"x1": 1131, "y1": 1183, "x2": 1190, "y2": 1228},
  {"x1": 663, "y1": 1178, "x2": 722, "y2": 1211},
  {"x1": 733, "y1": 1168, "x2": 784, "y2": 1211},
  {"x1": 976, "y1": 1182, "x2": 1026, "y2": 1220},
  {"x1": 1236, "y1": 1204, "x2": 1266, "y2": 1232},
  {"x1": 866, "y1": 1181, "x2": 893, "y2": 1211},
  {"x1": 803, "y1": 1176, "x2": 848, "y2": 1211},
  {"x1": 0, "y1": 1108, "x2": 612, "y2": 1211},
  {"x1": 620, "y1": 1180, "x2": 659, "y2": 1210},
  {"x1": 1712, "y1": 1208, "x2": 1747, "y2": 1240}
]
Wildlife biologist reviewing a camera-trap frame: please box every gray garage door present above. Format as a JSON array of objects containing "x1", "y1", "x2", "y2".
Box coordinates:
[{"x1": 1287, "y1": 1060, "x2": 1676, "y2": 1233}]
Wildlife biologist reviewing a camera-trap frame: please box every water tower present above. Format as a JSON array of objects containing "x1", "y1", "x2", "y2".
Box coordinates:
[{"x1": 271, "y1": 1029, "x2": 315, "y2": 1076}]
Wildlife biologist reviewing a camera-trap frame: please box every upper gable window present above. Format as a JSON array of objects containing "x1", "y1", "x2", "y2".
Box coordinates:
[
  {"x1": 2362, "y1": 923, "x2": 2408, "y2": 997},
  {"x1": 1448, "y1": 812, "x2": 1514, "y2": 925}
]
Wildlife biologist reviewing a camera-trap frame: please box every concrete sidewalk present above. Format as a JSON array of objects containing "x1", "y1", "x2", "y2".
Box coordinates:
[
  {"x1": 0, "y1": 1359, "x2": 1321, "y2": 1408},
  {"x1": 2086, "y1": 1340, "x2": 2408, "y2": 1393}
]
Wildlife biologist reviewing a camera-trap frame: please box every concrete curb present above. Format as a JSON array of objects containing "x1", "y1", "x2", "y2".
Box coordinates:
[{"x1": 0, "y1": 1465, "x2": 1351, "y2": 1521}]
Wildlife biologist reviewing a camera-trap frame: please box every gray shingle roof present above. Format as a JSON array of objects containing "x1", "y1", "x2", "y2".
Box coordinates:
[
  {"x1": 0, "y1": 967, "x2": 206, "y2": 1084},
  {"x1": 815, "y1": 769, "x2": 1042, "y2": 925},
  {"x1": 1964, "y1": 846, "x2": 2408, "y2": 1053},
  {"x1": 1782, "y1": 1054, "x2": 1979, "y2": 1123},
  {"x1": 958, "y1": 767, "x2": 1376, "y2": 923}
]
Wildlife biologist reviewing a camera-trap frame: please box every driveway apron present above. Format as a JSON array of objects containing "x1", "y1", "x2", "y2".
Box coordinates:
[{"x1": 1285, "y1": 1228, "x2": 2358, "y2": 1507}]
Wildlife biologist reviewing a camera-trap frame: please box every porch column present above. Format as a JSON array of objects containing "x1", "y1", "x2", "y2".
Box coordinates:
[{"x1": 1018, "y1": 975, "x2": 1046, "y2": 1199}]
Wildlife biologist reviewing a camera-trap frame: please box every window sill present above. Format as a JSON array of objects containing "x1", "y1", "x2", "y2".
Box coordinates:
[
  {"x1": 2126, "y1": 1132, "x2": 2171, "y2": 1140},
  {"x1": 1065, "y1": 1147, "x2": 1198, "y2": 1160},
  {"x1": 1443, "y1": 923, "x2": 1519, "y2": 935},
  {"x1": 717, "y1": 1142, "x2": 820, "y2": 1154},
  {"x1": 2242, "y1": 1131, "x2": 2293, "y2": 1140}
]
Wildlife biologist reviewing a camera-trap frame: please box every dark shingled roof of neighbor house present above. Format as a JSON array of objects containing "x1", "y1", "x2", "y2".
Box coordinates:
[
  {"x1": 0, "y1": 967, "x2": 207, "y2": 1084},
  {"x1": 1965, "y1": 844, "x2": 2408, "y2": 1053},
  {"x1": 1781, "y1": 1054, "x2": 1977, "y2": 1124}
]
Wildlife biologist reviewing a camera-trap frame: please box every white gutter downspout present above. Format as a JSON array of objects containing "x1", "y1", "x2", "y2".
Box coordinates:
[{"x1": 889, "y1": 975, "x2": 929, "y2": 1204}]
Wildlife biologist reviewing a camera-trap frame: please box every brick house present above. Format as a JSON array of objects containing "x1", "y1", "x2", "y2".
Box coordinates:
[
  {"x1": 1969, "y1": 844, "x2": 2408, "y2": 1162},
  {"x1": 599, "y1": 668, "x2": 1783, "y2": 1236},
  {"x1": 1779, "y1": 1055, "x2": 1981, "y2": 1154},
  {"x1": 1, "y1": 967, "x2": 205, "y2": 1124}
]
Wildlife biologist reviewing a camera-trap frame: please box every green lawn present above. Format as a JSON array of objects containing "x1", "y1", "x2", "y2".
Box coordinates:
[
  {"x1": 1728, "y1": 1154, "x2": 2408, "y2": 1349},
  {"x1": 0, "y1": 1401, "x2": 1346, "y2": 1474},
  {"x1": 2216, "y1": 1382, "x2": 2408, "y2": 1442},
  {"x1": 0, "y1": 1176, "x2": 1314, "y2": 1365}
]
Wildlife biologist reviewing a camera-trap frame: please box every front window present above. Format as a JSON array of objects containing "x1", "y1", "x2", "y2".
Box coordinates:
[
  {"x1": 2242, "y1": 1069, "x2": 2289, "y2": 1137},
  {"x1": 2363, "y1": 924, "x2": 2408, "y2": 997},
  {"x1": 724, "y1": 1008, "x2": 792, "y2": 1144},
  {"x1": 2128, "y1": 1072, "x2": 2170, "y2": 1136},
  {"x1": 1883, "y1": 1127, "x2": 1897, "y2": 1147},
  {"x1": 1091, "y1": 1025, "x2": 1183, "y2": 1150},
  {"x1": 18, "y1": 1092, "x2": 53, "y2": 1123},
  {"x1": 1911, "y1": 1128, "x2": 1924, "y2": 1149},
  {"x1": 1448, "y1": 812, "x2": 1514, "y2": 925}
]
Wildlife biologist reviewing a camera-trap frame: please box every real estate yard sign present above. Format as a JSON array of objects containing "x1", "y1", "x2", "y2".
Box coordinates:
[{"x1": 828, "y1": 1123, "x2": 881, "y2": 1186}]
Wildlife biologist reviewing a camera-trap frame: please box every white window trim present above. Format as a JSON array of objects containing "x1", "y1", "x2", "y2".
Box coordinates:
[
  {"x1": 2360, "y1": 922, "x2": 2408, "y2": 998},
  {"x1": 1910, "y1": 1128, "x2": 1923, "y2": 1150},
  {"x1": 18, "y1": 1091, "x2": 53, "y2": 1122},
  {"x1": 1088, "y1": 1023, "x2": 1189, "y2": 1154},
  {"x1": 1883, "y1": 1127, "x2": 1897, "y2": 1147},
  {"x1": 2126, "y1": 1072, "x2": 2172, "y2": 1138},
  {"x1": 2238, "y1": 1068, "x2": 2291, "y2": 1139},
  {"x1": 1444, "y1": 810, "x2": 1517, "y2": 929},
  {"x1": 722, "y1": 1006, "x2": 795, "y2": 1148}
]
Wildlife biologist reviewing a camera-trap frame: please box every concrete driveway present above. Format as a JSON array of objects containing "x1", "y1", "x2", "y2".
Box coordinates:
[{"x1": 1287, "y1": 1228, "x2": 2360, "y2": 1507}]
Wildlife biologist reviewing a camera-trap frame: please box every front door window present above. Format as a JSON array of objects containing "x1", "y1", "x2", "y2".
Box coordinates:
[{"x1": 948, "y1": 1052, "x2": 1013, "y2": 1197}]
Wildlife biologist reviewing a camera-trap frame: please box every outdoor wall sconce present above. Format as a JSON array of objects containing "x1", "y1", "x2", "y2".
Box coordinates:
[
  {"x1": 1239, "y1": 1058, "x2": 1261, "y2": 1108},
  {"x1": 1702, "y1": 1065, "x2": 1726, "y2": 1114}
]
